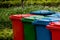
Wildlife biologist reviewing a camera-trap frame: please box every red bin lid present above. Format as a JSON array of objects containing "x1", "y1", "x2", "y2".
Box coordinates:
[
  {"x1": 9, "y1": 14, "x2": 34, "y2": 20},
  {"x1": 46, "y1": 22, "x2": 60, "y2": 30}
]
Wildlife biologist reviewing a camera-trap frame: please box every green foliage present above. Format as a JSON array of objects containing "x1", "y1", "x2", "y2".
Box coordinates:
[
  {"x1": 0, "y1": 1, "x2": 21, "y2": 8},
  {"x1": 0, "y1": 0, "x2": 60, "y2": 8},
  {"x1": 24, "y1": 0, "x2": 60, "y2": 6},
  {"x1": 0, "y1": 28, "x2": 13, "y2": 40}
]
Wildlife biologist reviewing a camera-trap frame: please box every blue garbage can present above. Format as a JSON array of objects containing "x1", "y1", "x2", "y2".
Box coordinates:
[
  {"x1": 30, "y1": 10, "x2": 55, "y2": 16},
  {"x1": 32, "y1": 17, "x2": 60, "y2": 40},
  {"x1": 47, "y1": 12, "x2": 60, "y2": 18}
]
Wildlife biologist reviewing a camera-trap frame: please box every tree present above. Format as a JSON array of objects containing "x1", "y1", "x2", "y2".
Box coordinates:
[{"x1": 21, "y1": 0, "x2": 24, "y2": 8}]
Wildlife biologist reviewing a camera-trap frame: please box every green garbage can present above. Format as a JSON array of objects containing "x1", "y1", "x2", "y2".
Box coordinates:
[{"x1": 22, "y1": 15, "x2": 44, "y2": 40}]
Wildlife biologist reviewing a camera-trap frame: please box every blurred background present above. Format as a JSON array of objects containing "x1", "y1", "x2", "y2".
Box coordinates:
[{"x1": 0, "y1": 0, "x2": 60, "y2": 40}]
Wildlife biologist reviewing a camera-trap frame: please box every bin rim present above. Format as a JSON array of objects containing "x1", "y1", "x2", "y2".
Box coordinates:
[
  {"x1": 21, "y1": 18, "x2": 34, "y2": 23},
  {"x1": 46, "y1": 25, "x2": 60, "y2": 31},
  {"x1": 32, "y1": 17, "x2": 60, "y2": 26},
  {"x1": 9, "y1": 14, "x2": 34, "y2": 20},
  {"x1": 22, "y1": 15, "x2": 44, "y2": 23},
  {"x1": 46, "y1": 22, "x2": 60, "y2": 30},
  {"x1": 30, "y1": 10, "x2": 55, "y2": 15}
]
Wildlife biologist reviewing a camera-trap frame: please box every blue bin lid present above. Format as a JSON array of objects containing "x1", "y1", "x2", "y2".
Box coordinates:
[
  {"x1": 48, "y1": 12, "x2": 60, "y2": 18},
  {"x1": 32, "y1": 17, "x2": 60, "y2": 26},
  {"x1": 30, "y1": 10, "x2": 55, "y2": 15}
]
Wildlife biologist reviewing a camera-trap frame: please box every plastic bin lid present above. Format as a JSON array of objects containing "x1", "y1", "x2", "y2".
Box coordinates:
[
  {"x1": 9, "y1": 14, "x2": 33, "y2": 20},
  {"x1": 47, "y1": 12, "x2": 60, "y2": 18},
  {"x1": 32, "y1": 17, "x2": 60, "y2": 26},
  {"x1": 22, "y1": 15, "x2": 44, "y2": 23},
  {"x1": 30, "y1": 10, "x2": 55, "y2": 15},
  {"x1": 46, "y1": 22, "x2": 60, "y2": 30}
]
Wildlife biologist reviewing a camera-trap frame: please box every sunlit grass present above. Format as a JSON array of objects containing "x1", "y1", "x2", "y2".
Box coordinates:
[{"x1": 0, "y1": 28, "x2": 13, "y2": 40}]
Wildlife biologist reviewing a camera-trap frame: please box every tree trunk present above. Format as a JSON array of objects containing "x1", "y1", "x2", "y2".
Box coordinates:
[{"x1": 21, "y1": 0, "x2": 24, "y2": 8}]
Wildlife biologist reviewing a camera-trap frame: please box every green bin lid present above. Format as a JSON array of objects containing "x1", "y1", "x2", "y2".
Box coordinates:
[{"x1": 22, "y1": 15, "x2": 44, "y2": 23}]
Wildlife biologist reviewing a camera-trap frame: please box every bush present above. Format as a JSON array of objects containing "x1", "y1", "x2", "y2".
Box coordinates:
[
  {"x1": 24, "y1": 1, "x2": 60, "y2": 6},
  {"x1": 0, "y1": 1, "x2": 21, "y2": 8},
  {"x1": 0, "y1": 29, "x2": 13, "y2": 40},
  {"x1": 0, "y1": 1, "x2": 60, "y2": 8}
]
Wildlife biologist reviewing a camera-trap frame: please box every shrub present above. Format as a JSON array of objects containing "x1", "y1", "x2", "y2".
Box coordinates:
[
  {"x1": 0, "y1": 29, "x2": 13, "y2": 40},
  {"x1": 0, "y1": 1, "x2": 21, "y2": 8}
]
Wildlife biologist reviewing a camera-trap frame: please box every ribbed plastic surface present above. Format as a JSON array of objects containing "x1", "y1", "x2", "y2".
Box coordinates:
[
  {"x1": 32, "y1": 17, "x2": 60, "y2": 40},
  {"x1": 30, "y1": 10, "x2": 55, "y2": 15}
]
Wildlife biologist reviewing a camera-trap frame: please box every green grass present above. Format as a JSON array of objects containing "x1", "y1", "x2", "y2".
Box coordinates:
[{"x1": 0, "y1": 28, "x2": 13, "y2": 40}]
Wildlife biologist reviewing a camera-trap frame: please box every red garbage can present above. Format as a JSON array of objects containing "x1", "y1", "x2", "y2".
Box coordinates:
[
  {"x1": 9, "y1": 14, "x2": 34, "y2": 40},
  {"x1": 46, "y1": 22, "x2": 60, "y2": 40}
]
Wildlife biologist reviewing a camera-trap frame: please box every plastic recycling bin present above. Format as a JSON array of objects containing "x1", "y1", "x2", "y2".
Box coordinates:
[
  {"x1": 22, "y1": 15, "x2": 44, "y2": 40},
  {"x1": 9, "y1": 14, "x2": 34, "y2": 40},
  {"x1": 47, "y1": 12, "x2": 60, "y2": 18},
  {"x1": 30, "y1": 10, "x2": 55, "y2": 16},
  {"x1": 32, "y1": 17, "x2": 60, "y2": 40},
  {"x1": 46, "y1": 22, "x2": 60, "y2": 40}
]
